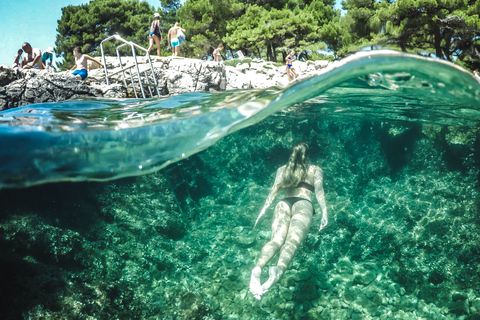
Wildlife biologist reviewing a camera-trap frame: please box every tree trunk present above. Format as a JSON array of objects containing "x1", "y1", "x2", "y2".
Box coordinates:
[
  {"x1": 267, "y1": 43, "x2": 276, "y2": 62},
  {"x1": 443, "y1": 35, "x2": 452, "y2": 61},
  {"x1": 281, "y1": 50, "x2": 287, "y2": 64},
  {"x1": 434, "y1": 27, "x2": 443, "y2": 59}
]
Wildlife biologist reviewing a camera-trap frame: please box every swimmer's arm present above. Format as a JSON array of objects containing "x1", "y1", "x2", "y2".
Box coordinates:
[
  {"x1": 314, "y1": 166, "x2": 328, "y2": 231},
  {"x1": 254, "y1": 167, "x2": 284, "y2": 228}
]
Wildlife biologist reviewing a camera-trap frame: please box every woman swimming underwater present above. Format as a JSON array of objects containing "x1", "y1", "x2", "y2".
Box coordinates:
[{"x1": 250, "y1": 142, "x2": 328, "y2": 299}]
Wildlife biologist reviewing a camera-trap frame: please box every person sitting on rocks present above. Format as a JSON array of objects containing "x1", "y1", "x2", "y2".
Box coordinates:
[
  {"x1": 12, "y1": 49, "x2": 23, "y2": 68},
  {"x1": 20, "y1": 42, "x2": 44, "y2": 69},
  {"x1": 70, "y1": 46, "x2": 103, "y2": 80},
  {"x1": 42, "y1": 47, "x2": 55, "y2": 70},
  {"x1": 249, "y1": 142, "x2": 328, "y2": 300},
  {"x1": 213, "y1": 44, "x2": 224, "y2": 62}
]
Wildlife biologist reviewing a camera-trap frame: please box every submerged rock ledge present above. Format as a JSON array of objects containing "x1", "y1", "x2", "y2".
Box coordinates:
[{"x1": 0, "y1": 57, "x2": 330, "y2": 110}]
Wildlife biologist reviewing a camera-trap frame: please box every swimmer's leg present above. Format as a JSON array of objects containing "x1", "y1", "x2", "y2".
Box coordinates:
[
  {"x1": 250, "y1": 201, "x2": 290, "y2": 299},
  {"x1": 261, "y1": 200, "x2": 313, "y2": 293},
  {"x1": 255, "y1": 201, "x2": 290, "y2": 268}
]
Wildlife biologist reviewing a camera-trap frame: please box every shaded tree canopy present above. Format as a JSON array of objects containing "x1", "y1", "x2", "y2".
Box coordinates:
[
  {"x1": 55, "y1": 0, "x2": 155, "y2": 70},
  {"x1": 334, "y1": 0, "x2": 480, "y2": 68},
  {"x1": 160, "y1": 0, "x2": 182, "y2": 26},
  {"x1": 384, "y1": 0, "x2": 480, "y2": 68},
  {"x1": 53, "y1": 0, "x2": 480, "y2": 69},
  {"x1": 176, "y1": 0, "x2": 337, "y2": 61},
  {"x1": 225, "y1": 0, "x2": 337, "y2": 61},
  {"x1": 176, "y1": 0, "x2": 244, "y2": 58}
]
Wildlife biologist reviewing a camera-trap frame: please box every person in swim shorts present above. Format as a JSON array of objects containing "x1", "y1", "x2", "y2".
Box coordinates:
[
  {"x1": 285, "y1": 50, "x2": 298, "y2": 81},
  {"x1": 249, "y1": 142, "x2": 328, "y2": 300},
  {"x1": 20, "y1": 42, "x2": 44, "y2": 69},
  {"x1": 168, "y1": 22, "x2": 186, "y2": 57},
  {"x1": 70, "y1": 46, "x2": 103, "y2": 80}
]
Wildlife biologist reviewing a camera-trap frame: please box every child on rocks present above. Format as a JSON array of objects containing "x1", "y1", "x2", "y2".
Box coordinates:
[
  {"x1": 12, "y1": 49, "x2": 23, "y2": 68},
  {"x1": 70, "y1": 46, "x2": 103, "y2": 80}
]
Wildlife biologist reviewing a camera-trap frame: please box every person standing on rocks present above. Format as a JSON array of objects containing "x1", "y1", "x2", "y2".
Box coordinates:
[
  {"x1": 70, "y1": 46, "x2": 103, "y2": 80},
  {"x1": 474, "y1": 70, "x2": 480, "y2": 81},
  {"x1": 285, "y1": 50, "x2": 298, "y2": 81},
  {"x1": 249, "y1": 142, "x2": 328, "y2": 300},
  {"x1": 213, "y1": 44, "x2": 224, "y2": 62},
  {"x1": 20, "y1": 42, "x2": 44, "y2": 69},
  {"x1": 147, "y1": 13, "x2": 163, "y2": 56},
  {"x1": 168, "y1": 22, "x2": 186, "y2": 57}
]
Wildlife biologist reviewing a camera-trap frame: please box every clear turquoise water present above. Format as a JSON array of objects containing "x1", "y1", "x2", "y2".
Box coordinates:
[
  {"x1": 1, "y1": 51, "x2": 479, "y2": 188},
  {"x1": 1, "y1": 51, "x2": 480, "y2": 319}
]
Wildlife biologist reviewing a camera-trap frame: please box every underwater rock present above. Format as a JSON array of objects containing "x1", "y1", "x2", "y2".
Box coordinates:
[
  {"x1": 177, "y1": 292, "x2": 212, "y2": 320},
  {"x1": 292, "y1": 269, "x2": 312, "y2": 282},
  {"x1": 471, "y1": 298, "x2": 480, "y2": 313},
  {"x1": 447, "y1": 298, "x2": 469, "y2": 316},
  {"x1": 232, "y1": 226, "x2": 256, "y2": 247},
  {"x1": 353, "y1": 271, "x2": 376, "y2": 286},
  {"x1": 452, "y1": 292, "x2": 469, "y2": 302}
]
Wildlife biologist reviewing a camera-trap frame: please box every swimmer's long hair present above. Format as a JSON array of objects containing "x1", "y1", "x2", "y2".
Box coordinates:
[{"x1": 280, "y1": 142, "x2": 309, "y2": 188}]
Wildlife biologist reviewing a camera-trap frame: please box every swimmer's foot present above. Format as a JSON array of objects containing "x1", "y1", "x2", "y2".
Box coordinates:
[
  {"x1": 261, "y1": 266, "x2": 281, "y2": 293},
  {"x1": 249, "y1": 266, "x2": 263, "y2": 300}
]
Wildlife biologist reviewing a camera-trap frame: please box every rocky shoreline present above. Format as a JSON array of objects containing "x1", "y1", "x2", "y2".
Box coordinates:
[{"x1": 0, "y1": 57, "x2": 330, "y2": 111}]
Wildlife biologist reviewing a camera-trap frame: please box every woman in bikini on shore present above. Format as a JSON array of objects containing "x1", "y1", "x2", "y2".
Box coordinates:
[
  {"x1": 148, "y1": 13, "x2": 163, "y2": 56},
  {"x1": 249, "y1": 142, "x2": 328, "y2": 300},
  {"x1": 213, "y1": 44, "x2": 224, "y2": 62},
  {"x1": 285, "y1": 50, "x2": 299, "y2": 81}
]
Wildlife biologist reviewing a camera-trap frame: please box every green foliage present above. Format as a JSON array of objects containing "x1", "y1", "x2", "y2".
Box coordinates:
[
  {"x1": 160, "y1": 0, "x2": 181, "y2": 26},
  {"x1": 224, "y1": 0, "x2": 338, "y2": 62},
  {"x1": 177, "y1": 0, "x2": 244, "y2": 59},
  {"x1": 53, "y1": 0, "x2": 480, "y2": 68},
  {"x1": 381, "y1": 0, "x2": 480, "y2": 67},
  {"x1": 175, "y1": 0, "x2": 337, "y2": 61},
  {"x1": 55, "y1": 0, "x2": 155, "y2": 70},
  {"x1": 331, "y1": 0, "x2": 480, "y2": 67}
]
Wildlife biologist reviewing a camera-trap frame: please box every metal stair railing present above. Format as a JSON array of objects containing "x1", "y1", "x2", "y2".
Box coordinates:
[{"x1": 100, "y1": 34, "x2": 160, "y2": 99}]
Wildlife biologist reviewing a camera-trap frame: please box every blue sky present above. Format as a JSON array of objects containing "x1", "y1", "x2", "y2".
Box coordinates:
[{"x1": 0, "y1": 0, "x2": 343, "y2": 66}]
